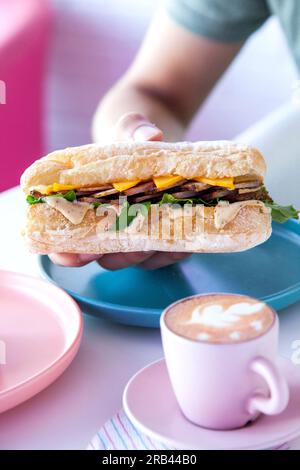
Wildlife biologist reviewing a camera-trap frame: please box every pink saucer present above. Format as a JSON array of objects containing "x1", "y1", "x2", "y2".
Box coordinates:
[
  {"x1": 123, "y1": 358, "x2": 300, "y2": 450},
  {"x1": 0, "y1": 270, "x2": 83, "y2": 413}
]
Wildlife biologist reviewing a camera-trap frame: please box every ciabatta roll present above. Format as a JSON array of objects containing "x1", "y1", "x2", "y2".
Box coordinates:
[{"x1": 21, "y1": 141, "x2": 272, "y2": 254}]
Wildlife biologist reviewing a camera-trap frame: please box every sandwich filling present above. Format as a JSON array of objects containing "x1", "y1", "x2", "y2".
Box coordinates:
[{"x1": 26, "y1": 174, "x2": 298, "y2": 226}]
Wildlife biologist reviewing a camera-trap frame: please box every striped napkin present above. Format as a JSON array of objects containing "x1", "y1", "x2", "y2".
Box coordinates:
[
  {"x1": 87, "y1": 410, "x2": 175, "y2": 450},
  {"x1": 87, "y1": 409, "x2": 300, "y2": 451}
]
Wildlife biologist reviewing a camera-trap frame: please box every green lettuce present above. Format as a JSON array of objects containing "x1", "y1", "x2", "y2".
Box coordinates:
[
  {"x1": 158, "y1": 193, "x2": 219, "y2": 207},
  {"x1": 26, "y1": 188, "x2": 299, "y2": 226},
  {"x1": 159, "y1": 193, "x2": 299, "y2": 224},
  {"x1": 159, "y1": 193, "x2": 194, "y2": 205},
  {"x1": 91, "y1": 201, "x2": 102, "y2": 209},
  {"x1": 264, "y1": 201, "x2": 299, "y2": 224},
  {"x1": 26, "y1": 195, "x2": 45, "y2": 205},
  {"x1": 26, "y1": 190, "x2": 77, "y2": 205}
]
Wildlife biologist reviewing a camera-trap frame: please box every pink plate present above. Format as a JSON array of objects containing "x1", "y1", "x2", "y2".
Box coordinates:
[
  {"x1": 123, "y1": 358, "x2": 300, "y2": 450},
  {"x1": 0, "y1": 270, "x2": 83, "y2": 413}
]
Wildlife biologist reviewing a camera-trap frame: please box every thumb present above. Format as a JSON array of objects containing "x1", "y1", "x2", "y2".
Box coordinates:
[{"x1": 113, "y1": 112, "x2": 163, "y2": 141}]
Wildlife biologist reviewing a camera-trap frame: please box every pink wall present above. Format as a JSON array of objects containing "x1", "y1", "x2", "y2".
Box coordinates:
[{"x1": 0, "y1": 0, "x2": 52, "y2": 192}]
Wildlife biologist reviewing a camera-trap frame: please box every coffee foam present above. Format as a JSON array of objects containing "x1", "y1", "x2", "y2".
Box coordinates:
[{"x1": 165, "y1": 294, "x2": 274, "y2": 343}]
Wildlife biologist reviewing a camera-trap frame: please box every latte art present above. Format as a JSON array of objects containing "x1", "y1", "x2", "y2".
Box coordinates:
[
  {"x1": 165, "y1": 294, "x2": 274, "y2": 343},
  {"x1": 186, "y1": 302, "x2": 264, "y2": 329}
]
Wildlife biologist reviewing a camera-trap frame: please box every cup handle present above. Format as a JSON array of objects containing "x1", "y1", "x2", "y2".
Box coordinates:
[{"x1": 247, "y1": 357, "x2": 289, "y2": 416}]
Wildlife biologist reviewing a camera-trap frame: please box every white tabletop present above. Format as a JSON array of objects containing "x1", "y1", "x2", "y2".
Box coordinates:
[
  {"x1": 0, "y1": 187, "x2": 163, "y2": 450},
  {"x1": 0, "y1": 186, "x2": 299, "y2": 450}
]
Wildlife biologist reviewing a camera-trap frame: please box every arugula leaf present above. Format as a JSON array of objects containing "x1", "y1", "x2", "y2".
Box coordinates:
[
  {"x1": 110, "y1": 201, "x2": 151, "y2": 231},
  {"x1": 159, "y1": 191, "x2": 299, "y2": 222},
  {"x1": 91, "y1": 201, "x2": 102, "y2": 209},
  {"x1": 26, "y1": 190, "x2": 77, "y2": 205},
  {"x1": 158, "y1": 193, "x2": 220, "y2": 207},
  {"x1": 26, "y1": 195, "x2": 45, "y2": 205},
  {"x1": 159, "y1": 193, "x2": 194, "y2": 205},
  {"x1": 264, "y1": 201, "x2": 299, "y2": 224},
  {"x1": 47, "y1": 190, "x2": 77, "y2": 202}
]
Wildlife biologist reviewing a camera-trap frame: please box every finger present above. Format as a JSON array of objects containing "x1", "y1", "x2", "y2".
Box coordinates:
[
  {"x1": 49, "y1": 253, "x2": 102, "y2": 267},
  {"x1": 138, "y1": 252, "x2": 191, "y2": 270},
  {"x1": 97, "y1": 251, "x2": 155, "y2": 271},
  {"x1": 113, "y1": 112, "x2": 163, "y2": 141}
]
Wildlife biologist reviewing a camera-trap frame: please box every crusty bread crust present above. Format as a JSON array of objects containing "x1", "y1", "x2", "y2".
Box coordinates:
[
  {"x1": 22, "y1": 201, "x2": 272, "y2": 254},
  {"x1": 20, "y1": 141, "x2": 266, "y2": 193}
]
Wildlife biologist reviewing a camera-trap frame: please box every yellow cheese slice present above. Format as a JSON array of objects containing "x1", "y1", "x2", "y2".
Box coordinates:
[
  {"x1": 194, "y1": 177, "x2": 235, "y2": 190},
  {"x1": 52, "y1": 183, "x2": 78, "y2": 192},
  {"x1": 113, "y1": 180, "x2": 141, "y2": 192},
  {"x1": 44, "y1": 183, "x2": 77, "y2": 195},
  {"x1": 153, "y1": 175, "x2": 184, "y2": 190}
]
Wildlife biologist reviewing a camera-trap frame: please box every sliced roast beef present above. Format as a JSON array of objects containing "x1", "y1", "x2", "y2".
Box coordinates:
[
  {"x1": 78, "y1": 197, "x2": 106, "y2": 203},
  {"x1": 93, "y1": 188, "x2": 119, "y2": 198},
  {"x1": 124, "y1": 179, "x2": 188, "y2": 198},
  {"x1": 238, "y1": 186, "x2": 263, "y2": 194},
  {"x1": 234, "y1": 180, "x2": 261, "y2": 190},
  {"x1": 41, "y1": 176, "x2": 270, "y2": 207},
  {"x1": 181, "y1": 182, "x2": 211, "y2": 192},
  {"x1": 75, "y1": 184, "x2": 113, "y2": 196},
  {"x1": 234, "y1": 174, "x2": 262, "y2": 183},
  {"x1": 124, "y1": 181, "x2": 156, "y2": 196},
  {"x1": 200, "y1": 188, "x2": 237, "y2": 200},
  {"x1": 224, "y1": 188, "x2": 271, "y2": 203},
  {"x1": 78, "y1": 196, "x2": 120, "y2": 205},
  {"x1": 171, "y1": 190, "x2": 200, "y2": 199},
  {"x1": 231, "y1": 192, "x2": 262, "y2": 202},
  {"x1": 130, "y1": 192, "x2": 165, "y2": 203},
  {"x1": 30, "y1": 190, "x2": 43, "y2": 198}
]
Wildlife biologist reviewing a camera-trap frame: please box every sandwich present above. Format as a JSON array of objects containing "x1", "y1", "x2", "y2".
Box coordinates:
[{"x1": 20, "y1": 141, "x2": 298, "y2": 254}]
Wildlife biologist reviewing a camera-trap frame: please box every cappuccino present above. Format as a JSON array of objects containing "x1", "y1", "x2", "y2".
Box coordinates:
[{"x1": 164, "y1": 294, "x2": 274, "y2": 343}]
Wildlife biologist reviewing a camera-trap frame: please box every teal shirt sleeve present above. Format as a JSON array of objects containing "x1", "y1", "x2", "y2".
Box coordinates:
[{"x1": 165, "y1": 0, "x2": 271, "y2": 42}]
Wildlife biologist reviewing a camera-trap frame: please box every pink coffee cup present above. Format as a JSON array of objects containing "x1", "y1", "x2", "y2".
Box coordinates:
[{"x1": 160, "y1": 294, "x2": 289, "y2": 430}]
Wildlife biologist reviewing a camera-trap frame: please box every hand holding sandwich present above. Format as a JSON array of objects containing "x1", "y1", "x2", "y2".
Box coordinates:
[
  {"x1": 49, "y1": 112, "x2": 190, "y2": 270},
  {"x1": 46, "y1": 11, "x2": 243, "y2": 270},
  {"x1": 22, "y1": 13, "x2": 298, "y2": 269},
  {"x1": 23, "y1": 138, "x2": 298, "y2": 262}
]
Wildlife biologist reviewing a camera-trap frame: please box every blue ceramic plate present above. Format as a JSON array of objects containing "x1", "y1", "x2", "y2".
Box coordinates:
[{"x1": 39, "y1": 220, "x2": 300, "y2": 328}]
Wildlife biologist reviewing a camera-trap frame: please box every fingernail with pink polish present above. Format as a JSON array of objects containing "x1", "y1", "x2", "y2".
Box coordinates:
[{"x1": 133, "y1": 125, "x2": 163, "y2": 141}]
